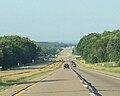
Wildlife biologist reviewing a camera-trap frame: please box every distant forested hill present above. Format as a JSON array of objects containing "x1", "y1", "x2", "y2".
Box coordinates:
[
  {"x1": 37, "y1": 42, "x2": 75, "y2": 48},
  {"x1": 77, "y1": 30, "x2": 120, "y2": 63},
  {"x1": 36, "y1": 42, "x2": 76, "y2": 56}
]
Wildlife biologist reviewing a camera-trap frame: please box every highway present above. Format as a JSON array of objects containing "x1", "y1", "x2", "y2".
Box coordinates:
[
  {"x1": 72, "y1": 63, "x2": 120, "y2": 96},
  {"x1": 0, "y1": 48, "x2": 120, "y2": 96},
  {"x1": 14, "y1": 60, "x2": 120, "y2": 96},
  {"x1": 14, "y1": 62, "x2": 90, "y2": 96}
]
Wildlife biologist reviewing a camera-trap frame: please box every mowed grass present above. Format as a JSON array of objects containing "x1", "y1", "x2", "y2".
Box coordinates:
[
  {"x1": 77, "y1": 60, "x2": 120, "y2": 74},
  {"x1": 0, "y1": 62, "x2": 63, "y2": 91}
]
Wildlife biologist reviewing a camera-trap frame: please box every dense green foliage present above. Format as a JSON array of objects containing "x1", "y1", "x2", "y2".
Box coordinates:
[
  {"x1": 77, "y1": 30, "x2": 120, "y2": 63},
  {"x1": 72, "y1": 46, "x2": 78, "y2": 55},
  {"x1": 0, "y1": 36, "x2": 53, "y2": 70}
]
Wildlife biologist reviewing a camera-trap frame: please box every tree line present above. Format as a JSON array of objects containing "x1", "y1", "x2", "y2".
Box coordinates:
[
  {"x1": 36, "y1": 42, "x2": 65, "y2": 56},
  {"x1": 0, "y1": 35, "x2": 58, "y2": 70},
  {"x1": 77, "y1": 30, "x2": 120, "y2": 63}
]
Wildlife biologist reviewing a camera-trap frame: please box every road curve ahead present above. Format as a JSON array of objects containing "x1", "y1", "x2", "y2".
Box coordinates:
[
  {"x1": 72, "y1": 63, "x2": 120, "y2": 96},
  {"x1": 15, "y1": 63, "x2": 90, "y2": 96}
]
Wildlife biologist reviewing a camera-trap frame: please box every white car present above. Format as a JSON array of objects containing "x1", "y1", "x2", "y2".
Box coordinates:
[{"x1": 72, "y1": 64, "x2": 76, "y2": 67}]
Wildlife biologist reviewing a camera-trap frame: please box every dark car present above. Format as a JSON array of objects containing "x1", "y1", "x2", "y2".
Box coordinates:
[{"x1": 64, "y1": 64, "x2": 69, "y2": 69}]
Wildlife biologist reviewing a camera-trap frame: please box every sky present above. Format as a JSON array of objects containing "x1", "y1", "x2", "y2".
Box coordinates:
[{"x1": 0, "y1": 0, "x2": 120, "y2": 42}]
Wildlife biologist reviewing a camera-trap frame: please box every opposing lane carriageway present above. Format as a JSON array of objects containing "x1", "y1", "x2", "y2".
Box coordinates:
[{"x1": 72, "y1": 62, "x2": 120, "y2": 96}]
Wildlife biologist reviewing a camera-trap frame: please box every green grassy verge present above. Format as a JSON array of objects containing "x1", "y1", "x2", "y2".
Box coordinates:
[
  {"x1": 77, "y1": 60, "x2": 120, "y2": 74},
  {"x1": 0, "y1": 62, "x2": 63, "y2": 91}
]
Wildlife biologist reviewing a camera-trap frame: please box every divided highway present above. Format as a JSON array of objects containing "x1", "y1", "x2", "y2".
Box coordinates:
[
  {"x1": 1, "y1": 48, "x2": 120, "y2": 96},
  {"x1": 14, "y1": 60, "x2": 120, "y2": 96}
]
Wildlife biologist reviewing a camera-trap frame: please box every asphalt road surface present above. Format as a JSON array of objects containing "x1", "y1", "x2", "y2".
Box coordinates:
[
  {"x1": 72, "y1": 63, "x2": 120, "y2": 96},
  {"x1": 16, "y1": 62, "x2": 90, "y2": 96}
]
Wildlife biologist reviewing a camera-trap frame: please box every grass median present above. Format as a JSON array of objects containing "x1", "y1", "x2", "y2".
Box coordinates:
[{"x1": 0, "y1": 61, "x2": 63, "y2": 91}]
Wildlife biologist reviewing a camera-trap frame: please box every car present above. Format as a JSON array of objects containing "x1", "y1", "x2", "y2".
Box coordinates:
[
  {"x1": 64, "y1": 64, "x2": 69, "y2": 69},
  {"x1": 72, "y1": 63, "x2": 76, "y2": 67},
  {"x1": 71, "y1": 61, "x2": 77, "y2": 67}
]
